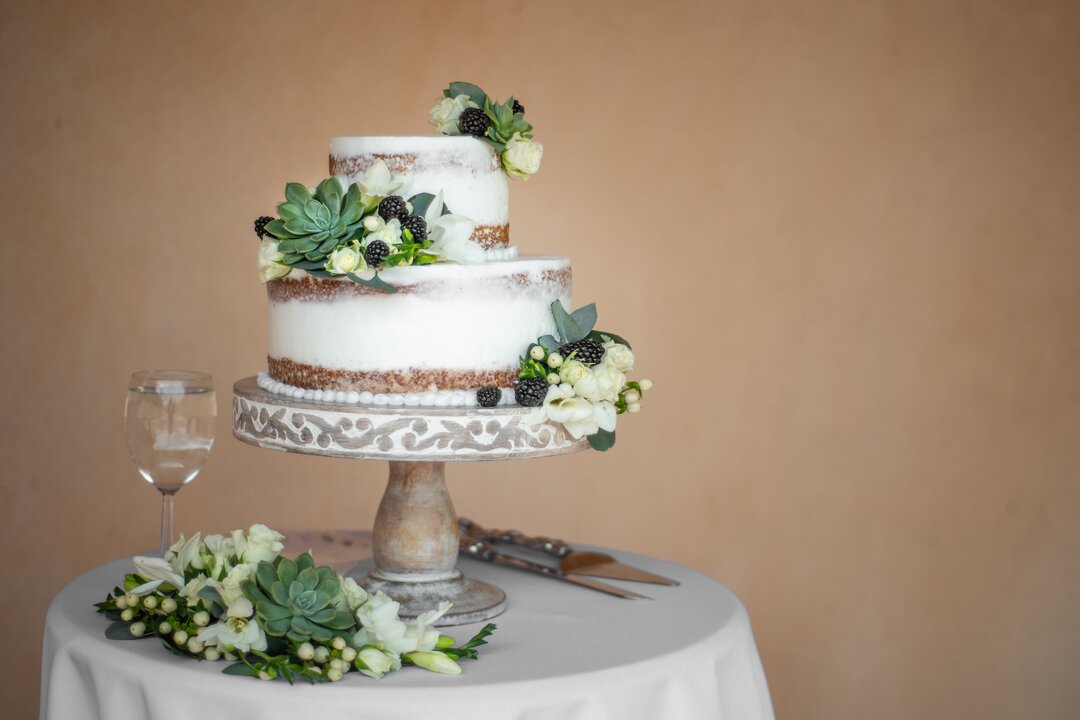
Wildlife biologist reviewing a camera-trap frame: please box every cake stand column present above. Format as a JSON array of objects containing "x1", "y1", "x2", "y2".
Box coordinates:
[{"x1": 362, "y1": 460, "x2": 506, "y2": 625}]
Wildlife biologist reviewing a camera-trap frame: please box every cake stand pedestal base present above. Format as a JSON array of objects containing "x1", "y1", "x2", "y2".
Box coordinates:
[{"x1": 362, "y1": 460, "x2": 506, "y2": 625}]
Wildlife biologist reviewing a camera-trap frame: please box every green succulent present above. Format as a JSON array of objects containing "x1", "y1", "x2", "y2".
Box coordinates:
[
  {"x1": 241, "y1": 552, "x2": 357, "y2": 644},
  {"x1": 263, "y1": 178, "x2": 364, "y2": 269},
  {"x1": 440, "y1": 82, "x2": 535, "y2": 152}
]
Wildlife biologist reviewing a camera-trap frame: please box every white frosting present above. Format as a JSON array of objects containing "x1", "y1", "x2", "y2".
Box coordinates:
[
  {"x1": 330, "y1": 136, "x2": 508, "y2": 226},
  {"x1": 256, "y1": 372, "x2": 517, "y2": 407},
  {"x1": 268, "y1": 255, "x2": 570, "y2": 375}
]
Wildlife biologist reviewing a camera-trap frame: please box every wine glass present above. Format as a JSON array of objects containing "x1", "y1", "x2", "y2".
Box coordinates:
[{"x1": 125, "y1": 371, "x2": 216, "y2": 556}]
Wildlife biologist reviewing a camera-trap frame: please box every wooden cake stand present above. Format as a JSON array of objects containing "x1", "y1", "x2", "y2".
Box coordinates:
[{"x1": 231, "y1": 376, "x2": 587, "y2": 626}]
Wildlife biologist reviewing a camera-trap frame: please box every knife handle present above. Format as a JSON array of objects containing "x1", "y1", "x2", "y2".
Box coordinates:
[
  {"x1": 459, "y1": 535, "x2": 560, "y2": 577},
  {"x1": 459, "y1": 518, "x2": 573, "y2": 558}
]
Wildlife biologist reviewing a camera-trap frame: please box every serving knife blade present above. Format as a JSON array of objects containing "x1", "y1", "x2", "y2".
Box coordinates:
[
  {"x1": 459, "y1": 536, "x2": 650, "y2": 600},
  {"x1": 459, "y1": 518, "x2": 680, "y2": 586}
]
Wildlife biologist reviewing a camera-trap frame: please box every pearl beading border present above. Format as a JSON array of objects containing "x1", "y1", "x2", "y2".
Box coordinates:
[
  {"x1": 256, "y1": 372, "x2": 516, "y2": 408},
  {"x1": 484, "y1": 246, "x2": 518, "y2": 261}
]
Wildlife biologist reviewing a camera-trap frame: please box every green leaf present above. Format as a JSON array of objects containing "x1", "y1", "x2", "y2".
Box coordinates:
[
  {"x1": 460, "y1": 623, "x2": 497, "y2": 651},
  {"x1": 283, "y1": 217, "x2": 316, "y2": 236},
  {"x1": 223, "y1": 662, "x2": 258, "y2": 677},
  {"x1": 587, "y1": 429, "x2": 616, "y2": 452},
  {"x1": 538, "y1": 335, "x2": 559, "y2": 351},
  {"x1": 264, "y1": 219, "x2": 298, "y2": 240},
  {"x1": 289, "y1": 259, "x2": 328, "y2": 270},
  {"x1": 446, "y1": 81, "x2": 488, "y2": 109},
  {"x1": 305, "y1": 200, "x2": 331, "y2": 228},
  {"x1": 104, "y1": 621, "x2": 145, "y2": 640},
  {"x1": 315, "y1": 177, "x2": 343, "y2": 210},
  {"x1": 587, "y1": 330, "x2": 632, "y2": 349},
  {"x1": 277, "y1": 202, "x2": 306, "y2": 222},
  {"x1": 550, "y1": 300, "x2": 586, "y2": 342},
  {"x1": 256, "y1": 563, "x2": 278, "y2": 593},
  {"x1": 346, "y1": 272, "x2": 399, "y2": 294},
  {"x1": 570, "y1": 304, "x2": 597, "y2": 335},
  {"x1": 284, "y1": 183, "x2": 312, "y2": 207},
  {"x1": 305, "y1": 269, "x2": 335, "y2": 279}
]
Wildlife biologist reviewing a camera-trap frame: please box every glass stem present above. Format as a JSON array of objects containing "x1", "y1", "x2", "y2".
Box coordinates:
[{"x1": 160, "y1": 491, "x2": 176, "y2": 556}]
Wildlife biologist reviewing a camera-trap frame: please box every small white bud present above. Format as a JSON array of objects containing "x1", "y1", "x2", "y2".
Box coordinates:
[
  {"x1": 314, "y1": 646, "x2": 330, "y2": 664},
  {"x1": 627, "y1": 403, "x2": 641, "y2": 414},
  {"x1": 327, "y1": 667, "x2": 343, "y2": 682},
  {"x1": 125, "y1": 593, "x2": 139, "y2": 607},
  {"x1": 546, "y1": 373, "x2": 561, "y2": 385},
  {"x1": 332, "y1": 636, "x2": 347, "y2": 651},
  {"x1": 297, "y1": 642, "x2": 315, "y2": 661},
  {"x1": 173, "y1": 630, "x2": 189, "y2": 646},
  {"x1": 546, "y1": 353, "x2": 564, "y2": 368},
  {"x1": 158, "y1": 621, "x2": 173, "y2": 635},
  {"x1": 120, "y1": 609, "x2": 134, "y2": 622},
  {"x1": 204, "y1": 647, "x2": 221, "y2": 661},
  {"x1": 142, "y1": 596, "x2": 158, "y2": 610},
  {"x1": 529, "y1": 345, "x2": 546, "y2": 361},
  {"x1": 363, "y1": 215, "x2": 383, "y2": 232},
  {"x1": 405, "y1": 201, "x2": 414, "y2": 214},
  {"x1": 129, "y1": 621, "x2": 146, "y2": 637},
  {"x1": 328, "y1": 658, "x2": 345, "y2": 672},
  {"x1": 160, "y1": 598, "x2": 177, "y2": 613},
  {"x1": 186, "y1": 638, "x2": 204, "y2": 654},
  {"x1": 114, "y1": 596, "x2": 128, "y2": 610},
  {"x1": 624, "y1": 389, "x2": 640, "y2": 403},
  {"x1": 639, "y1": 378, "x2": 653, "y2": 391},
  {"x1": 258, "y1": 670, "x2": 274, "y2": 681},
  {"x1": 193, "y1": 611, "x2": 210, "y2": 627},
  {"x1": 341, "y1": 647, "x2": 357, "y2": 663}
]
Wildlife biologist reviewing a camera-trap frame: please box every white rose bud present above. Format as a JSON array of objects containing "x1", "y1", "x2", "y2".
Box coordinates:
[
  {"x1": 120, "y1": 609, "x2": 134, "y2": 622},
  {"x1": 332, "y1": 636, "x2": 347, "y2": 651},
  {"x1": 429, "y1": 94, "x2": 476, "y2": 135},
  {"x1": 502, "y1": 133, "x2": 543, "y2": 180},
  {"x1": 158, "y1": 621, "x2": 173, "y2": 635},
  {"x1": 327, "y1": 667, "x2": 343, "y2": 682},
  {"x1": 129, "y1": 622, "x2": 146, "y2": 637},
  {"x1": 341, "y1": 647, "x2": 357, "y2": 663},
  {"x1": 603, "y1": 343, "x2": 635, "y2": 372},
  {"x1": 160, "y1": 598, "x2": 177, "y2": 613},
  {"x1": 529, "y1": 345, "x2": 546, "y2": 361},
  {"x1": 204, "y1": 647, "x2": 221, "y2": 661},
  {"x1": 325, "y1": 244, "x2": 364, "y2": 275},
  {"x1": 297, "y1": 642, "x2": 315, "y2": 661},
  {"x1": 639, "y1": 378, "x2": 654, "y2": 391},
  {"x1": 363, "y1": 214, "x2": 384, "y2": 232},
  {"x1": 193, "y1": 611, "x2": 210, "y2": 627},
  {"x1": 546, "y1": 353, "x2": 564, "y2": 368},
  {"x1": 173, "y1": 630, "x2": 189, "y2": 646},
  {"x1": 558, "y1": 360, "x2": 590, "y2": 386},
  {"x1": 115, "y1": 596, "x2": 128, "y2": 610},
  {"x1": 142, "y1": 596, "x2": 158, "y2": 610}
]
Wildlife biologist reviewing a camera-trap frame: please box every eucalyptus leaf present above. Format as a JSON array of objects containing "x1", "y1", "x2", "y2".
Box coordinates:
[
  {"x1": 304, "y1": 269, "x2": 335, "y2": 279},
  {"x1": 104, "y1": 621, "x2": 145, "y2": 640},
  {"x1": 570, "y1": 304, "x2": 597, "y2": 335},
  {"x1": 346, "y1": 272, "x2": 399, "y2": 294},
  {"x1": 538, "y1": 334, "x2": 559, "y2": 351},
  {"x1": 447, "y1": 81, "x2": 489, "y2": 109},
  {"x1": 550, "y1": 300, "x2": 585, "y2": 343},
  {"x1": 587, "y1": 429, "x2": 616, "y2": 452},
  {"x1": 587, "y1": 330, "x2": 632, "y2": 349}
]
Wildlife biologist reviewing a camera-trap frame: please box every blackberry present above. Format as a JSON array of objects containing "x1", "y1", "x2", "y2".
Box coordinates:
[
  {"x1": 401, "y1": 214, "x2": 428, "y2": 242},
  {"x1": 512, "y1": 99, "x2": 525, "y2": 115},
  {"x1": 558, "y1": 339, "x2": 605, "y2": 366},
  {"x1": 459, "y1": 107, "x2": 491, "y2": 137},
  {"x1": 377, "y1": 195, "x2": 408, "y2": 222},
  {"x1": 514, "y1": 377, "x2": 548, "y2": 407},
  {"x1": 254, "y1": 215, "x2": 274, "y2": 239},
  {"x1": 476, "y1": 386, "x2": 501, "y2": 407},
  {"x1": 364, "y1": 239, "x2": 390, "y2": 267}
]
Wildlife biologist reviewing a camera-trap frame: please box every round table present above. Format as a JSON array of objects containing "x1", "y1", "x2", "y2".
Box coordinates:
[{"x1": 41, "y1": 549, "x2": 774, "y2": 720}]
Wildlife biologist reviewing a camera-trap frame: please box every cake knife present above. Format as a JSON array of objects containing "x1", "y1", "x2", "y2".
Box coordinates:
[
  {"x1": 459, "y1": 519, "x2": 679, "y2": 586},
  {"x1": 459, "y1": 535, "x2": 650, "y2": 600}
]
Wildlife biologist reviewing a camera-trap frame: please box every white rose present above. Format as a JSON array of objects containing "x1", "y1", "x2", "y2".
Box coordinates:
[
  {"x1": 502, "y1": 133, "x2": 543, "y2": 180},
  {"x1": 574, "y1": 361, "x2": 625, "y2": 404},
  {"x1": 325, "y1": 244, "x2": 365, "y2": 275},
  {"x1": 603, "y1": 342, "x2": 635, "y2": 372},
  {"x1": 257, "y1": 238, "x2": 290, "y2": 282},
  {"x1": 428, "y1": 94, "x2": 477, "y2": 135},
  {"x1": 211, "y1": 563, "x2": 256, "y2": 607},
  {"x1": 558, "y1": 360, "x2": 590, "y2": 386},
  {"x1": 241, "y1": 524, "x2": 284, "y2": 564}
]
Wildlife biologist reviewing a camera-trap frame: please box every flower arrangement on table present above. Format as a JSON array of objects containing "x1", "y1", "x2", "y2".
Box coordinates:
[
  {"x1": 95, "y1": 525, "x2": 496, "y2": 683},
  {"x1": 473, "y1": 302, "x2": 653, "y2": 451}
]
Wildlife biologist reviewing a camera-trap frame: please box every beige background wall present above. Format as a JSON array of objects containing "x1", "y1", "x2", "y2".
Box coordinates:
[{"x1": 2, "y1": 0, "x2": 1078, "y2": 717}]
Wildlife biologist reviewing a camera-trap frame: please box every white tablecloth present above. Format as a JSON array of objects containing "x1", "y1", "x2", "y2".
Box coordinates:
[{"x1": 41, "y1": 548, "x2": 774, "y2": 720}]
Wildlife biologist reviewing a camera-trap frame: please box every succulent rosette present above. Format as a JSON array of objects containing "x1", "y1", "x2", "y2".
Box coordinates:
[
  {"x1": 431, "y1": 81, "x2": 543, "y2": 180},
  {"x1": 520, "y1": 302, "x2": 652, "y2": 451},
  {"x1": 95, "y1": 525, "x2": 496, "y2": 684}
]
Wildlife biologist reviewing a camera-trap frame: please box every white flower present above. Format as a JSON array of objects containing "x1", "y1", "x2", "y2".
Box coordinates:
[
  {"x1": 354, "y1": 646, "x2": 398, "y2": 679},
  {"x1": 574, "y1": 360, "x2": 625, "y2": 404},
  {"x1": 196, "y1": 597, "x2": 267, "y2": 654},
  {"x1": 602, "y1": 342, "x2": 635, "y2": 372},
  {"x1": 363, "y1": 214, "x2": 384, "y2": 232},
  {"x1": 421, "y1": 192, "x2": 483, "y2": 265},
  {"x1": 325, "y1": 243, "x2": 365, "y2": 275},
  {"x1": 336, "y1": 576, "x2": 369, "y2": 612},
  {"x1": 368, "y1": 217, "x2": 403, "y2": 247},
  {"x1": 241, "y1": 524, "x2": 284, "y2": 564},
  {"x1": 353, "y1": 591, "x2": 410, "y2": 655},
  {"x1": 502, "y1": 133, "x2": 543, "y2": 180},
  {"x1": 405, "y1": 650, "x2": 462, "y2": 675},
  {"x1": 165, "y1": 533, "x2": 203, "y2": 572},
  {"x1": 354, "y1": 159, "x2": 412, "y2": 208},
  {"x1": 132, "y1": 556, "x2": 185, "y2": 590},
  {"x1": 526, "y1": 384, "x2": 618, "y2": 439},
  {"x1": 200, "y1": 534, "x2": 235, "y2": 579},
  {"x1": 557, "y1": 360, "x2": 590, "y2": 386},
  {"x1": 180, "y1": 574, "x2": 210, "y2": 608},
  {"x1": 209, "y1": 563, "x2": 256, "y2": 607},
  {"x1": 429, "y1": 94, "x2": 477, "y2": 135},
  {"x1": 258, "y1": 238, "x2": 291, "y2": 282}
]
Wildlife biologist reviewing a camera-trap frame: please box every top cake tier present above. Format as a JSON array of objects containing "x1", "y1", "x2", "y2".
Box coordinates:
[{"x1": 329, "y1": 136, "x2": 510, "y2": 249}]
